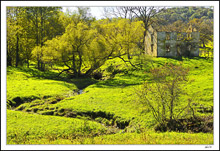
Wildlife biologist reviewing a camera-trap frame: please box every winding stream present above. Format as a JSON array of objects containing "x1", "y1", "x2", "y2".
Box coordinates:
[{"x1": 78, "y1": 89, "x2": 83, "y2": 94}]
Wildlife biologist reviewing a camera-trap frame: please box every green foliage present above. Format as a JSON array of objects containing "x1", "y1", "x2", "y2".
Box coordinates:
[
  {"x1": 7, "y1": 7, "x2": 64, "y2": 68},
  {"x1": 155, "y1": 6, "x2": 213, "y2": 25},
  {"x1": 42, "y1": 18, "x2": 144, "y2": 77},
  {"x1": 188, "y1": 18, "x2": 213, "y2": 47}
]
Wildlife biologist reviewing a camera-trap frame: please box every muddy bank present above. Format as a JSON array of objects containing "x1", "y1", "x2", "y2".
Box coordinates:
[{"x1": 12, "y1": 90, "x2": 130, "y2": 130}]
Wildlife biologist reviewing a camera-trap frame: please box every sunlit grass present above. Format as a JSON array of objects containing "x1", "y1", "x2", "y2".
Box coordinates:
[
  {"x1": 6, "y1": 57, "x2": 213, "y2": 144},
  {"x1": 7, "y1": 110, "x2": 107, "y2": 144},
  {"x1": 7, "y1": 67, "x2": 77, "y2": 101}
]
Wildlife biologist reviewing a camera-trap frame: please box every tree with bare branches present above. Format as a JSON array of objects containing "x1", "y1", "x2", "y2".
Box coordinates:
[{"x1": 103, "y1": 6, "x2": 165, "y2": 53}]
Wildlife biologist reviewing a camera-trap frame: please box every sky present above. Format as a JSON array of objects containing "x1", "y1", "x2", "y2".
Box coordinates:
[{"x1": 62, "y1": 7, "x2": 105, "y2": 19}]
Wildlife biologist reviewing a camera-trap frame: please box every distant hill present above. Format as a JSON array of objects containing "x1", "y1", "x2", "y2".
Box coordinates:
[{"x1": 155, "y1": 6, "x2": 213, "y2": 25}]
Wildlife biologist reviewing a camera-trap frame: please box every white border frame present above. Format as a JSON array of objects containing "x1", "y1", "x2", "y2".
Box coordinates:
[{"x1": 1, "y1": 1, "x2": 219, "y2": 150}]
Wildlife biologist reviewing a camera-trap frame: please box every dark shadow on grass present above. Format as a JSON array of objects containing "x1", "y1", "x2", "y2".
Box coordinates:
[
  {"x1": 156, "y1": 56, "x2": 184, "y2": 61},
  {"x1": 94, "y1": 71, "x2": 150, "y2": 88},
  {"x1": 190, "y1": 56, "x2": 213, "y2": 60},
  {"x1": 9, "y1": 67, "x2": 98, "y2": 90},
  {"x1": 157, "y1": 56, "x2": 212, "y2": 61},
  {"x1": 69, "y1": 77, "x2": 98, "y2": 89},
  {"x1": 94, "y1": 78, "x2": 140, "y2": 88}
]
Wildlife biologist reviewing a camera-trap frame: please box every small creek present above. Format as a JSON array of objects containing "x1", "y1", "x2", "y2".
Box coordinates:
[
  {"x1": 10, "y1": 85, "x2": 130, "y2": 133},
  {"x1": 77, "y1": 89, "x2": 83, "y2": 95}
]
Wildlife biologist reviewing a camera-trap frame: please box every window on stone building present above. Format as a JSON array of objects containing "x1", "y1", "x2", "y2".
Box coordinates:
[
  {"x1": 166, "y1": 32, "x2": 170, "y2": 40},
  {"x1": 151, "y1": 34, "x2": 154, "y2": 43},
  {"x1": 188, "y1": 45, "x2": 192, "y2": 51},
  {"x1": 177, "y1": 33, "x2": 182, "y2": 40},
  {"x1": 177, "y1": 45, "x2": 181, "y2": 56},
  {"x1": 166, "y1": 44, "x2": 170, "y2": 52},
  {"x1": 151, "y1": 44, "x2": 154, "y2": 52},
  {"x1": 187, "y1": 33, "x2": 192, "y2": 39}
]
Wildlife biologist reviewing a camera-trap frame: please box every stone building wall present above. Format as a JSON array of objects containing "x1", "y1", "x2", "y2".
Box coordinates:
[
  {"x1": 145, "y1": 25, "x2": 200, "y2": 57},
  {"x1": 145, "y1": 26, "x2": 157, "y2": 56},
  {"x1": 157, "y1": 31, "x2": 200, "y2": 57}
]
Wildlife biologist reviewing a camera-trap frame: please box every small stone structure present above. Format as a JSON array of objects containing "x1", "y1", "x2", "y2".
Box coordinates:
[{"x1": 145, "y1": 25, "x2": 200, "y2": 57}]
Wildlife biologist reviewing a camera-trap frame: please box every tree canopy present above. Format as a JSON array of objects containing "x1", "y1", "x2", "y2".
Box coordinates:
[{"x1": 6, "y1": 6, "x2": 213, "y2": 77}]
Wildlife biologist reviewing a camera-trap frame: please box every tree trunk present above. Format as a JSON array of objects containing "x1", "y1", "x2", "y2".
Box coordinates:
[
  {"x1": 84, "y1": 62, "x2": 103, "y2": 77},
  {"x1": 7, "y1": 51, "x2": 12, "y2": 66},
  {"x1": 202, "y1": 41, "x2": 206, "y2": 48},
  {"x1": 85, "y1": 68, "x2": 93, "y2": 76},
  {"x1": 15, "y1": 35, "x2": 19, "y2": 67},
  {"x1": 27, "y1": 60, "x2": 29, "y2": 68},
  {"x1": 37, "y1": 59, "x2": 40, "y2": 70},
  {"x1": 77, "y1": 48, "x2": 82, "y2": 77},
  {"x1": 14, "y1": 7, "x2": 20, "y2": 67},
  {"x1": 72, "y1": 53, "x2": 77, "y2": 77},
  {"x1": 170, "y1": 99, "x2": 174, "y2": 120},
  {"x1": 170, "y1": 81, "x2": 175, "y2": 121},
  {"x1": 40, "y1": 7, "x2": 45, "y2": 71},
  {"x1": 7, "y1": 40, "x2": 12, "y2": 66},
  {"x1": 7, "y1": 57, "x2": 12, "y2": 66},
  {"x1": 162, "y1": 100, "x2": 166, "y2": 122},
  {"x1": 40, "y1": 62, "x2": 43, "y2": 71},
  {"x1": 35, "y1": 9, "x2": 40, "y2": 70}
]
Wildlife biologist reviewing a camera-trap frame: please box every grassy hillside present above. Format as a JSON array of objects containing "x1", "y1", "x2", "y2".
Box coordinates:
[
  {"x1": 7, "y1": 110, "x2": 107, "y2": 144},
  {"x1": 6, "y1": 57, "x2": 213, "y2": 144},
  {"x1": 7, "y1": 109, "x2": 213, "y2": 144},
  {"x1": 7, "y1": 66, "x2": 97, "y2": 108}
]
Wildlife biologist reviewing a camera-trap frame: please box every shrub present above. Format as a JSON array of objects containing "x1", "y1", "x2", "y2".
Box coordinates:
[
  {"x1": 136, "y1": 63, "x2": 194, "y2": 125},
  {"x1": 154, "y1": 116, "x2": 213, "y2": 133}
]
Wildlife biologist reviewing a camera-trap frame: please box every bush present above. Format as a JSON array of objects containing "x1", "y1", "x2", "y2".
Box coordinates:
[
  {"x1": 154, "y1": 116, "x2": 213, "y2": 133},
  {"x1": 136, "y1": 63, "x2": 194, "y2": 125}
]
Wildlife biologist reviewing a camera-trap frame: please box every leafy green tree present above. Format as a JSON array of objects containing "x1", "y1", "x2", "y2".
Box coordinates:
[
  {"x1": 153, "y1": 6, "x2": 213, "y2": 26},
  {"x1": 207, "y1": 11, "x2": 213, "y2": 19},
  {"x1": 7, "y1": 7, "x2": 17, "y2": 66},
  {"x1": 42, "y1": 18, "x2": 145, "y2": 77},
  {"x1": 59, "y1": 7, "x2": 95, "y2": 29},
  {"x1": 91, "y1": 18, "x2": 145, "y2": 69},
  {"x1": 26, "y1": 7, "x2": 64, "y2": 70},
  {"x1": 188, "y1": 18, "x2": 213, "y2": 47},
  {"x1": 104, "y1": 7, "x2": 165, "y2": 53},
  {"x1": 42, "y1": 22, "x2": 94, "y2": 77},
  {"x1": 32, "y1": 46, "x2": 44, "y2": 68},
  {"x1": 6, "y1": 7, "x2": 25, "y2": 67},
  {"x1": 6, "y1": 7, "x2": 64, "y2": 69},
  {"x1": 155, "y1": 20, "x2": 187, "y2": 32}
]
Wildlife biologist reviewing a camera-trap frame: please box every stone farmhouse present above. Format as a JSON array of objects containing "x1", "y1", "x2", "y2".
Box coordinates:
[{"x1": 145, "y1": 24, "x2": 200, "y2": 57}]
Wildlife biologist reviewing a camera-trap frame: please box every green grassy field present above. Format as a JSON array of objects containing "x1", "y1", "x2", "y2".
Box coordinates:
[
  {"x1": 7, "y1": 66, "x2": 97, "y2": 108},
  {"x1": 6, "y1": 57, "x2": 213, "y2": 144},
  {"x1": 7, "y1": 110, "x2": 107, "y2": 144}
]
